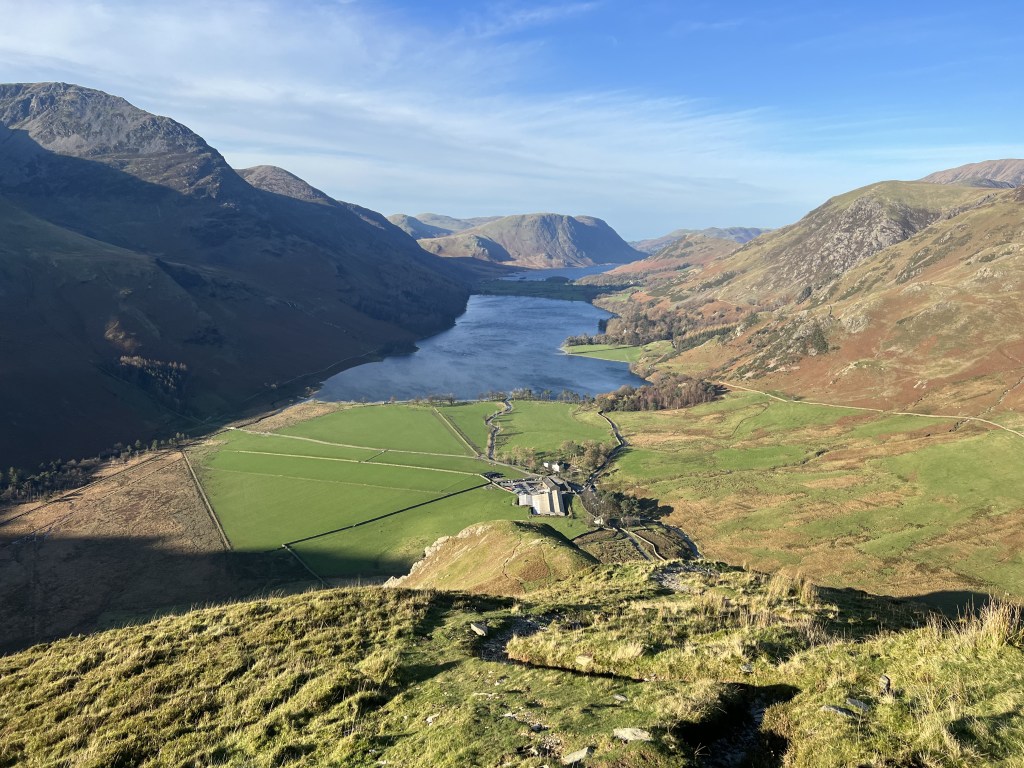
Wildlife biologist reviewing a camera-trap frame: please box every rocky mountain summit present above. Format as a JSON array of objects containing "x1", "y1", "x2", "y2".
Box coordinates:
[{"x1": 405, "y1": 212, "x2": 643, "y2": 268}]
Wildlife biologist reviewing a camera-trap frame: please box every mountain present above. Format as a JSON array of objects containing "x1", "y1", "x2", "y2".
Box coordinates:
[
  {"x1": 418, "y1": 212, "x2": 643, "y2": 268},
  {"x1": 0, "y1": 82, "x2": 470, "y2": 469},
  {"x1": 413, "y1": 212, "x2": 503, "y2": 234},
  {"x1": 417, "y1": 232, "x2": 513, "y2": 263},
  {"x1": 586, "y1": 233, "x2": 744, "y2": 284},
  {"x1": 595, "y1": 176, "x2": 1024, "y2": 415},
  {"x1": 386, "y1": 213, "x2": 454, "y2": 239},
  {"x1": 631, "y1": 226, "x2": 768, "y2": 254},
  {"x1": 921, "y1": 158, "x2": 1024, "y2": 188}
]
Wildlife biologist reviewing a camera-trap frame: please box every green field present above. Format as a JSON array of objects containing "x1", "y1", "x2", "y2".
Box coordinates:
[
  {"x1": 435, "y1": 401, "x2": 504, "y2": 453},
  {"x1": 194, "y1": 403, "x2": 600, "y2": 579},
  {"x1": 493, "y1": 401, "x2": 615, "y2": 457},
  {"x1": 603, "y1": 391, "x2": 1024, "y2": 599},
  {"x1": 564, "y1": 343, "x2": 645, "y2": 362},
  {"x1": 563, "y1": 340, "x2": 673, "y2": 363}
]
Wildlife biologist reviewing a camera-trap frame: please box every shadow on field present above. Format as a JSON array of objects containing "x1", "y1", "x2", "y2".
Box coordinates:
[
  {"x1": 0, "y1": 533, "x2": 313, "y2": 653},
  {"x1": 906, "y1": 590, "x2": 992, "y2": 617}
]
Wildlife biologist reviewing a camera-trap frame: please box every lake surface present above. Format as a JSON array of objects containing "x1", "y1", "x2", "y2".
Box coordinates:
[
  {"x1": 315, "y1": 295, "x2": 646, "y2": 402},
  {"x1": 500, "y1": 264, "x2": 619, "y2": 281}
]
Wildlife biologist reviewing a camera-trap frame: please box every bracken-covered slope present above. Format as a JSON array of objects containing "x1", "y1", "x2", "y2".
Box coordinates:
[
  {"x1": 418, "y1": 212, "x2": 643, "y2": 268},
  {"x1": 605, "y1": 178, "x2": 1024, "y2": 417},
  {"x1": 0, "y1": 82, "x2": 470, "y2": 468}
]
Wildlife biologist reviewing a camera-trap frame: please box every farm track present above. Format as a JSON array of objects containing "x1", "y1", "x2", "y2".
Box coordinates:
[
  {"x1": 628, "y1": 529, "x2": 668, "y2": 562},
  {"x1": 485, "y1": 400, "x2": 512, "y2": 460},
  {"x1": 720, "y1": 380, "x2": 1024, "y2": 440}
]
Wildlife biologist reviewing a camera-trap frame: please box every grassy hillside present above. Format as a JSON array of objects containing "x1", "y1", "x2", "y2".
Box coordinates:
[
  {"x1": 0, "y1": 83, "x2": 471, "y2": 471},
  {"x1": 5, "y1": 555, "x2": 1024, "y2": 767},
  {"x1": 589, "y1": 182, "x2": 1024, "y2": 416},
  {"x1": 601, "y1": 391, "x2": 1024, "y2": 603}
]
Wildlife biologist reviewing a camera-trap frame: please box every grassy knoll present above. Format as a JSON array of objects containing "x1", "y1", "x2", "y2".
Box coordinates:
[
  {"x1": 602, "y1": 391, "x2": 1024, "y2": 600},
  {"x1": 494, "y1": 400, "x2": 616, "y2": 458},
  {"x1": 7, "y1": 552, "x2": 1024, "y2": 766},
  {"x1": 292, "y1": 486, "x2": 520, "y2": 578}
]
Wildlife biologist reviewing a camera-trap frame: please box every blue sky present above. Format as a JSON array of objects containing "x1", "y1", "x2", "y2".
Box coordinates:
[{"x1": 0, "y1": 0, "x2": 1021, "y2": 239}]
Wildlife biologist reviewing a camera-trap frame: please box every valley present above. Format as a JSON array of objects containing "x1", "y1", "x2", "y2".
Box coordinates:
[{"x1": 3, "y1": 70, "x2": 1024, "y2": 766}]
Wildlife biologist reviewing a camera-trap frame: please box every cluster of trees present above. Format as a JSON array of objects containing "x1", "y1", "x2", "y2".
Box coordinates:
[
  {"x1": 0, "y1": 433, "x2": 188, "y2": 503},
  {"x1": 595, "y1": 374, "x2": 720, "y2": 412},
  {"x1": 497, "y1": 439, "x2": 614, "y2": 476},
  {"x1": 565, "y1": 299, "x2": 736, "y2": 351},
  {"x1": 477, "y1": 389, "x2": 592, "y2": 404},
  {"x1": 118, "y1": 356, "x2": 190, "y2": 406},
  {"x1": 577, "y1": 488, "x2": 672, "y2": 528}
]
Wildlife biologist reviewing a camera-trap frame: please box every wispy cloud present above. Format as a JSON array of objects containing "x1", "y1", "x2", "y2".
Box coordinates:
[
  {"x1": 465, "y1": 2, "x2": 602, "y2": 38},
  {"x1": 0, "y1": 0, "x2": 1015, "y2": 238}
]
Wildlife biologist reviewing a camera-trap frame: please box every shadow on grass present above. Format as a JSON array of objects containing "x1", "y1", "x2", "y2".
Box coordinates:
[
  {"x1": 0, "y1": 533, "x2": 312, "y2": 653},
  {"x1": 674, "y1": 683, "x2": 799, "y2": 768}
]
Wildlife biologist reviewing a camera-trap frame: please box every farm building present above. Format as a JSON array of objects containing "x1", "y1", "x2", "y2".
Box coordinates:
[{"x1": 493, "y1": 476, "x2": 571, "y2": 516}]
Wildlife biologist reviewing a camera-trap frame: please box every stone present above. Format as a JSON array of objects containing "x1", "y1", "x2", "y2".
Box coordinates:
[
  {"x1": 740, "y1": 663, "x2": 754, "y2": 674},
  {"x1": 425, "y1": 714, "x2": 438, "y2": 725},
  {"x1": 470, "y1": 622, "x2": 488, "y2": 637},
  {"x1": 613, "y1": 727, "x2": 653, "y2": 742},
  {"x1": 531, "y1": 723, "x2": 546, "y2": 732},
  {"x1": 845, "y1": 697, "x2": 870, "y2": 713},
  {"x1": 561, "y1": 746, "x2": 594, "y2": 765},
  {"x1": 879, "y1": 674, "x2": 892, "y2": 695},
  {"x1": 612, "y1": 694, "x2": 628, "y2": 703},
  {"x1": 820, "y1": 705, "x2": 858, "y2": 719}
]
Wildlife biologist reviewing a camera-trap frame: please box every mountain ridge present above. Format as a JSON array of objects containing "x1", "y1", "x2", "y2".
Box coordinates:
[
  {"x1": 0, "y1": 82, "x2": 470, "y2": 469},
  {"x1": 413, "y1": 212, "x2": 643, "y2": 268}
]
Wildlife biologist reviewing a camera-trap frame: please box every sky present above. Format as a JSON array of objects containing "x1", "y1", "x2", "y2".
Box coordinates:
[{"x1": 0, "y1": 0, "x2": 1022, "y2": 239}]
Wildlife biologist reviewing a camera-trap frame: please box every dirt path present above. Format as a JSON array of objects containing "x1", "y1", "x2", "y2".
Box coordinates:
[
  {"x1": 719, "y1": 380, "x2": 1024, "y2": 440},
  {"x1": 485, "y1": 400, "x2": 512, "y2": 460}
]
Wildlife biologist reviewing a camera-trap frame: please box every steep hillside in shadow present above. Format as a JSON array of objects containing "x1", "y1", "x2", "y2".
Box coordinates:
[{"x1": 0, "y1": 83, "x2": 470, "y2": 468}]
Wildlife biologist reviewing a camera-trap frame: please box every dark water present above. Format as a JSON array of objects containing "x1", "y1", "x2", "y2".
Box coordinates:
[
  {"x1": 500, "y1": 264, "x2": 619, "y2": 281},
  {"x1": 315, "y1": 295, "x2": 646, "y2": 402}
]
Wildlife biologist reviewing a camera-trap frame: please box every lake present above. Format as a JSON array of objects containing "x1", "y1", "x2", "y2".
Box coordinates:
[{"x1": 315, "y1": 294, "x2": 646, "y2": 402}]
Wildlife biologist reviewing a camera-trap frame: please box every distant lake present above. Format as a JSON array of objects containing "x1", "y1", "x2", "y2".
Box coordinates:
[
  {"x1": 315, "y1": 294, "x2": 646, "y2": 402},
  {"x1": 500, "y1": 264, "x2": 619, "y2": 281}
]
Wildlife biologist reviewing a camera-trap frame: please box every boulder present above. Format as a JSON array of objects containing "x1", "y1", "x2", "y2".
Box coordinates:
[
  {"x1": 561, "y1": 746, "x2": 594, "y2": 765},
  {"x1": 613, "y1": 727, "x2": 652, "y2": 742}
]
